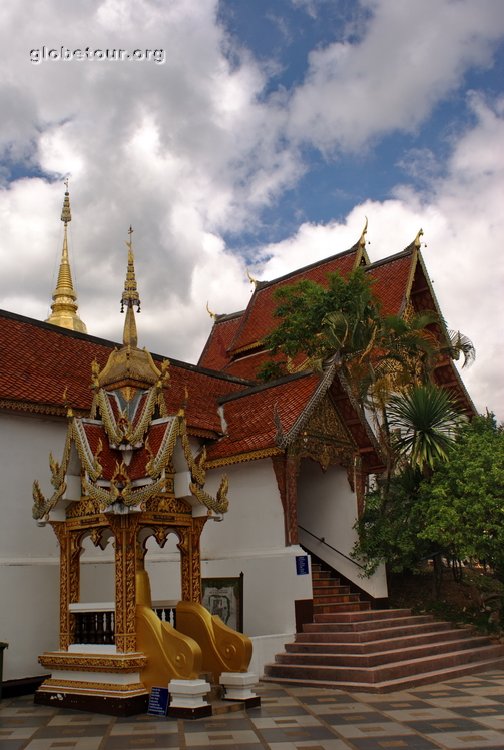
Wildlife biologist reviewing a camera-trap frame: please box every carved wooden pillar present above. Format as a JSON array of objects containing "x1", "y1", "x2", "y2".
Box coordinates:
[
  {"x1": 108, "y1": 514, "x2": 139, "y2": 653},
  {"x1": 272, "y1": 453, "x2": 300, "y2": 546},
  {"x1": 354, "y1": 454, "x2": 366, "y2": 518},
  {"x1": 177, "y1": 517, "x2": 207, "y2": 603},
  {"x1": 51, "y1": 523, "x2": 81, "y2": 650}
]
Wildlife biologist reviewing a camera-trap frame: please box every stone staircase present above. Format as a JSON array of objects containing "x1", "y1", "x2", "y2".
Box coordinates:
[{"x1": 264, "y1": 562, "x2": 504, "y2": 692}]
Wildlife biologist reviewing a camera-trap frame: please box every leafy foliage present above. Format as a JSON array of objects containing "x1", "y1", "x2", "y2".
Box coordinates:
[
  {"x1": 260, "y1": 268, "x2": 381, "y2": 369},
  {"x1": 355, "y1": 415, "x2": 504, "y2": 584},
  {"x1": 353, "y1": 467, "x2": 433, "y2": 576},
  {"x1": 258, "y1": 268, "x2": 441, "y2": 409},
  {"x1": 388, "y1": 384, "x2": 467, "y2": 472},
  {"x1": 418, "y1": 414, "x2": 504, "y2": 581}
]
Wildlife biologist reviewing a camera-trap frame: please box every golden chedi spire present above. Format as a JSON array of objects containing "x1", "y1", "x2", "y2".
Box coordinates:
[
  {"x1": 45, "y1": 180, "x2": 87, "y2": 333},
  {"x1": 121, "y1": 226, "x2": 140, "y2": 347},
  {"x1": 97, "y1": 227, "x2": 161, "y2": 390}
]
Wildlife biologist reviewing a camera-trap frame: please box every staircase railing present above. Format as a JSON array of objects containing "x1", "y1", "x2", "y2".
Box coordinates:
[
  {"x1": 298, "y1": 525, "x2": 388, "y2": 599},
  {"x1": 298, "y1": 525, "x2": 365, "y2": 570}
]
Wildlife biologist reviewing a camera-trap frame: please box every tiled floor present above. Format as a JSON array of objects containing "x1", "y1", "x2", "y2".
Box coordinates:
[{"x1": 2, "y1": 670, "x2": 504, "y2": 750}]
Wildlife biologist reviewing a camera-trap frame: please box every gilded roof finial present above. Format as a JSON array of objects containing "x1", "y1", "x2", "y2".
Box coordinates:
[
  {"x1": 206, "y1": 301, "x2": 217, "y2": 320},
  {"x1": 96, "y1": 227, "x2": 161, "y2": 389},
  {"x1": 246, "y1": 268, "x2": 258, "y2": 287},
  {"x1": 414, "y1": 228, "x2": 426, "y2": 249},
  {"x1": 359, "y1": 216, "x2": 368, "y2": 249},
  {"x1": 45, "y1": 180, "x2": 87, "y2": 333},
  {"x1": 121, "y1": 226, "x2": 140, "y2": 347}
]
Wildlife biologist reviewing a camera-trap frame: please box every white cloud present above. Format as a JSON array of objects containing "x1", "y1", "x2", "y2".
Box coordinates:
[
  {"x1": 287, "y1": 0, "x2": 504, "y2": 152},
  {"x1": 0, "y1": 0, "x2": 502, "y2": 421}
]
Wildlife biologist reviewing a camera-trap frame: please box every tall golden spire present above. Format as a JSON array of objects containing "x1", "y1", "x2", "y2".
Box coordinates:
[
  {"x1": 96, "y1": 227, "x2": 161, "y2": 390},
  {"x1": 45, "y1": 180, "x2": 87, "y2": 333},
  {"x1": 121, "y1": 226, "x2": 140, "y2": 347}
]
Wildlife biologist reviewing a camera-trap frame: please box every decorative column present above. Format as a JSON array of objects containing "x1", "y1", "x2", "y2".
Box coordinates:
[
  {"x1": 354, "y1": 454, "x2": 366, "y2": 518},
  {"x1": 108, "y1": 514, "x2": 139, "y2": 653},
  {"x1": 51, "y1": 523, "x2": 81, "y2": 650},
  {"x1": 272, "y1": 453, "x2": 300, "y2": 546},
  {"x1": 177, "y1": 517, "x2": 207, "y2": 603}
]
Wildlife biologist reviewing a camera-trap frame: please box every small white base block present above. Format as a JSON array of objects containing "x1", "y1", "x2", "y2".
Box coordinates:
[
  {"x1": 168, "y1": 679, "x2": 211, "y2": 709},
  {"x1": 219, "y1": 672, "x2": 258, "y2": 700}
]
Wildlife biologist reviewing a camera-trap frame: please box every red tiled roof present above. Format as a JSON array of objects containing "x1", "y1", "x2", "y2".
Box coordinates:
[
  {"x1": 223, "y1": 349, "x2": 276, "y2": 380},
  {"x1": 365, "y1": 251, "x2": 413, "y2": 316},
  {"x1": 198, "y1": 248, "x2": 415, "y2": 380},
  {"x1": 227, "y1": 248, "x2": 360, "y2": 355},
  {"x1": 81, "y1": 422, "x2": 150, "y2": 480},
  {"x1": 82, "y1": 422, "x2": 105, "y2": 456},
  {"x1": 205, "y1": 373, "x2": 322, "y2": 462},
  {"x1": 0, "y1": 310, "x2": 247, "y2": 435},
  {"x1": 80, "y1": 419, "x2": 177, "y2": 482},
  {"x1": 198, "y1": 313, "x2": 244, "y2": 370},
  {"x1": 146, "y1": 421, "x2": 171, "y2": 456}
]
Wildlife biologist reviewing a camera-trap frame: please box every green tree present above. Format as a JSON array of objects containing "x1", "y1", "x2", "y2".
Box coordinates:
[
  {"x1": 418, "y1": 414, "x2": 504, "y2": 581},
  {"x1": 353, "y1": 466, "x2": 431, "y2": 577},
  {"x1": 355, "y1": 386, "x2": 467, "y2": 589},
  {"x1": 259, "y1": 268, "x2": 439, "y2": 403},
  {"x1": 260, "y1": 268, "x2": 381, "y2": 370},
  {"x1": 387, "y1": 384, "x2": 467, "y2": 474}
]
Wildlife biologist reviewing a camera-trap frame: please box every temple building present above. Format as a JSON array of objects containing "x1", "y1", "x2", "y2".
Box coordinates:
[{"x1": 0, "y1": 189, "x2": 478, "y2": 705}]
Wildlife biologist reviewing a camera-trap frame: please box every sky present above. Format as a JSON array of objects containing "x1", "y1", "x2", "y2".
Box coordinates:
[{"x1": 0, "y1": 0, "x2": 503, "y2": 419}]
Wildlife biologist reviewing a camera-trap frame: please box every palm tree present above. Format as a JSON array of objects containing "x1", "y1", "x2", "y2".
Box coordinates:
[{"x1": 387, "y1": 384, "x2": 466, "y2": 475}]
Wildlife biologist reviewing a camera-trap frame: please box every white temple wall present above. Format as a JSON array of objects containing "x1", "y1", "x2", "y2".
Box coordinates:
[
  {"x1": 144, "y1": 458, "x2": 312, "y2": 643},
  {"x1": 203, "y1": 458, "x2": 312, "y2": 637},
  {"x1": 0, "y1": 412, "x2": 65, "y2": 680},
  {"x1": 297, "y1": 458, "x2": 388, "y2": 598},
  {"x1": 203, "y1": 459, "x2": 286, "y2": 555}
]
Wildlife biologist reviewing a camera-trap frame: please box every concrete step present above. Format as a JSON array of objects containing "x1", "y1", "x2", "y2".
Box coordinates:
[
  {"x1": 264, "y1": 644, "x2": 504, "y2": 685},
  {"x1": 313, "y1": 601, "x2": 371, "y2": 614},
  {"x1": 290, "y1": 626, "x2": 472, "y2": 652},
  {"x1": 313, "y1": 593, "x2": 361, "y2": 605},
  {"x1": 313, "y1": 608, "x2": 412, "y2": 623},
  {"x1": 278, "y1": 636, "x2": 493, "y2": 667},
  {"x1": 313, "y1": 585, "x2": 351, "y2": 596},
  {"x1": 304, "y1": 614, "x2": 438, "y2": 634},
  {"x1": 312, "y1": 577, "x2": 342, "y2": 589},
  {"x1": 299, "y1": 619, "x2": 454, "y2": 641},
  {"x1": 261, "y1": 656, "x2": 504, "y2": 693}
]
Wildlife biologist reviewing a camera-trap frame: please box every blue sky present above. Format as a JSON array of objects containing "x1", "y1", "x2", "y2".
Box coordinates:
[{"x1": 0, "y1": 0, "x2": 503, "y2": 417}]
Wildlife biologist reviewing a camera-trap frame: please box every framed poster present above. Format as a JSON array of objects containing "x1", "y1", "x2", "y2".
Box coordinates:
[{"x1": 201, "y1": 573, "x2": 243, "y2": 632}]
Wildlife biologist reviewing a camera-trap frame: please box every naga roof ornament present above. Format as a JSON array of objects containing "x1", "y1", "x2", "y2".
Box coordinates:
[
  {"x1": 358, "y1": 216, "x2": 368, "y2": 249},
  {"x1": 414, "y1": 228, "x2": 425, "y2": 249}
]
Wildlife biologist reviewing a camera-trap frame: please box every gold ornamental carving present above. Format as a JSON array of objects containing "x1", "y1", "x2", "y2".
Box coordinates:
[
  {"x1": 108, "y1": 514, "x2": 140, "y2": 653},
  {"x1": 294, "y1": 397, "x2": 355, "y2": 470},
  {"x1": 41, "y1": 678, "x2": 146, "y2": 693},
  {"x1": 39, "y1": 652, "x2": 147, "y2": 672},
  {"x1": 144, "y1": 495, "x2": 189, "y2": 515}
]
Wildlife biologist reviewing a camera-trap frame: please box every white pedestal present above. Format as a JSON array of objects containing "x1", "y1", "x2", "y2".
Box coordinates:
[
  {"x1": 167, "y1": 679, "x2": 212, "y2": 718},
  {"x1": 219, "y1": 672, "x2": 259, "y2": 701}
]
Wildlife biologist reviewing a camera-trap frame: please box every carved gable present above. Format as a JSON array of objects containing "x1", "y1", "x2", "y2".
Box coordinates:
[{"x1": 294, "y1": 396, "x2": 355, "y2": 471}]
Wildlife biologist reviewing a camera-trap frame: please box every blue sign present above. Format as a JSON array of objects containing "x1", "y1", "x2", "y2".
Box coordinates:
[
  {"x1": 296, "y1": 555, "x2": 310, "y2": 575},
  {"x1": 147, "y1": 686, "x2": 170, "y2": 716}
]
